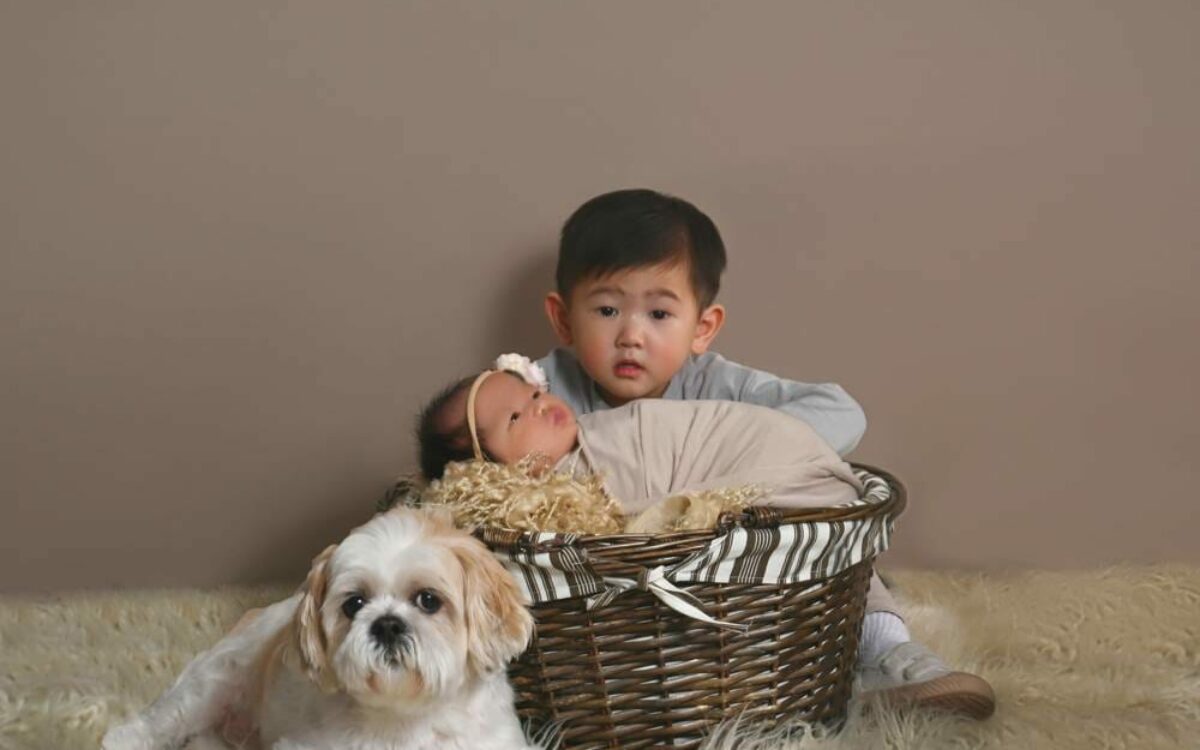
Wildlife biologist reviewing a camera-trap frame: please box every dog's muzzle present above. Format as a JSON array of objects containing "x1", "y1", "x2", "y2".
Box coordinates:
[{"x1": 370, "y1": 614, "x2": 409, "y2": 653}]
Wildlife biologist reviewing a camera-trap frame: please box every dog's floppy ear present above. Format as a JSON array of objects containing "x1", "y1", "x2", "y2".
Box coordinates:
[
  {"x1": 420, "y1": 504, "x2": 456, "y2": 527},
  {"x1": 451, "y1": 535, "x2": 534, "y2": 675},
  {"x1": 289, "y1": 543, "x2": 339, "y2": 692}
]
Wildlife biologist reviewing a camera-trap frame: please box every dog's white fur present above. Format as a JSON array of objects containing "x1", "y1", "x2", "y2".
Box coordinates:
[{"x1": 102, "y1": 508, "x2": 536, "y2": 750}]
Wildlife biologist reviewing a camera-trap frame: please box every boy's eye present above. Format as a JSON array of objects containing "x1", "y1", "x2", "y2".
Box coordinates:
[
  {"x1": 650, "y1": 310, "x2": 671, "y2": 320},
  {"x1": 509, "y1": 412, "x2": 520, "y2": 424},
  {"x1": 597, "y1": 306, "x2": 618, "y2": 318}
]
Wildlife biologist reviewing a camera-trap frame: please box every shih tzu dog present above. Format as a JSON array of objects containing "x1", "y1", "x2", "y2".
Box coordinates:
[{"x1": 102, "y1": 507, "x2": 537, "y2": 750}]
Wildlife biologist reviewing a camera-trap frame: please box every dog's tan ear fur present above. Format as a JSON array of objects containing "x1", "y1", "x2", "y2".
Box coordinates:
[
  {"x1": 447, "y1": 530, "x2": 534, "y2": 675},
  {"x1": 420, "y1": 504, "x2": 456, "y2": 527},
  {"x1": 289, "y1": 543, "x2": 339, "y2": 692}
]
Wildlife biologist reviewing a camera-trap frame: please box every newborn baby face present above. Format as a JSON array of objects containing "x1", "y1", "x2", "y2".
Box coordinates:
[{"x1": 473, "y1": 371, "x2": 579, "y2": 466}]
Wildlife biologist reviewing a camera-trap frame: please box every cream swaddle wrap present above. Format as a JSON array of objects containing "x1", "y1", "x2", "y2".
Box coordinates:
[{"x1": 557, "y1": 400, "x2": 863, "y2": 523}]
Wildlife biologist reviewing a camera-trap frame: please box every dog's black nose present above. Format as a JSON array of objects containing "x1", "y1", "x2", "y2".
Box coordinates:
[{"x1": 370, "y1": 615, "x2": 408, "y2": 648}]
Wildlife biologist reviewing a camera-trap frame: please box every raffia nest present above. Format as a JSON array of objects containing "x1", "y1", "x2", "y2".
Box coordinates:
[{"x1": 400, "y1": 459, "x2": 767, "y2": 535}]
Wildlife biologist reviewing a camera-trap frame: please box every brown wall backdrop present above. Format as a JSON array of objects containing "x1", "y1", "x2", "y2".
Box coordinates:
[{"x1": 3, "y1": 2, "x2": 1198, "y2": 593}]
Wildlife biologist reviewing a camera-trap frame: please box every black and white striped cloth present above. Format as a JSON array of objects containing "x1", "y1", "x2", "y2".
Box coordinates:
[{"x1": 493, "y1": 470, "x2": 894, "y2": 628}]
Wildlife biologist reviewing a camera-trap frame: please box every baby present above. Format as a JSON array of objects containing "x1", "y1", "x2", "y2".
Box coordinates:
[{"x1": 417, "y1": 366, "x2": 864, "y2": 519}]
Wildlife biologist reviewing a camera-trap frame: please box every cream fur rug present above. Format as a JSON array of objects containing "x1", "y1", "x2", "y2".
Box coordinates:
[{"x1": 2, "y1": 566, "x2": 1198, "y2": 750}]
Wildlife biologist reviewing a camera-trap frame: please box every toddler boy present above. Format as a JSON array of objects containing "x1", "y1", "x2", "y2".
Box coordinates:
[{"x1": 535, "y1": 188, "x2": 994, "y2": 718}]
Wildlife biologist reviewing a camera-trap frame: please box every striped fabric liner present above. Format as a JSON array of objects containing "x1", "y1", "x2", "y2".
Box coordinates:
[
  {"x1": 493, "y1": 470, "x2": 895, "y2": 609},
  {"x1": 497, "y1": 531, "x2": 611, "y2": 603}
]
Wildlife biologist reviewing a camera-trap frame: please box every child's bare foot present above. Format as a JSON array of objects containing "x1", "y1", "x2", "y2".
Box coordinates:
[{"x1": 857, "y1": 641, "x2": 996, "y2": 719}]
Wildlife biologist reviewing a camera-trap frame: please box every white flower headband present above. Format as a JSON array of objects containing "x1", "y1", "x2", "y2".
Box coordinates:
[
  {"x1": 494, "y1": 353, "x2": 549, "y2": 391},
  {"x1": 465, "y1": 354, "x2": 549, "y2": 461}
]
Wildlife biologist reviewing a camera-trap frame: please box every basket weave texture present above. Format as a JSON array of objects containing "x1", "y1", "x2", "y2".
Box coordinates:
[{"x1": 480, "y1": 464, "x2": 906, "y2": 750}]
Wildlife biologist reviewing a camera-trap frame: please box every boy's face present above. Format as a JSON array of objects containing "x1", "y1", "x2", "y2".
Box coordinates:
[
  {"x1": 545, "y1": 262, "x2": 725, "y2": 407},
  {"x1": 472, "y1": 371, "x2": 579, "y2": 466}
]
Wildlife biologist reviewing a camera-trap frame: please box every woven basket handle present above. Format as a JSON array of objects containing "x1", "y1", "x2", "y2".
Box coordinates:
[
  {"x1": 717, "y1": 505, "x2": 782, "y2": 531},
  {"x1": 474, "y1": 526, "x2": 578, "y2": 554}
]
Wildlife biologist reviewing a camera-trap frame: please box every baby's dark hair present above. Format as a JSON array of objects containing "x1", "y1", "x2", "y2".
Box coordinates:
[
  {"x1": 557, "y1": 188, "x2": 727, "y2": 309},
  {"x1": 415, "y1": 374, "x2": 481, "y2": 482}
]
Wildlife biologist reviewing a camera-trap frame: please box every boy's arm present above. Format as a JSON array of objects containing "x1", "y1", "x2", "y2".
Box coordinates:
[{"x1": 681, "y1": 353, "x2": 867, "y2": 456}]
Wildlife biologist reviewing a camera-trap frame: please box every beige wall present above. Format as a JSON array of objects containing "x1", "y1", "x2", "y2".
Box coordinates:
[{"x1": 3, "y1": 2, "x2": 1198, "y2": 592}]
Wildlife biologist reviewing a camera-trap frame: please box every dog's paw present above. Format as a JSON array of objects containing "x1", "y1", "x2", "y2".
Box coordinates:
[{"x1": 101, "y1": 718, "x2": 159, "y2": 750}]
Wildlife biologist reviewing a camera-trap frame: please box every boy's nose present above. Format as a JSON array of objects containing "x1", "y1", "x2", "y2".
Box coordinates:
[{"x1": 616, "y1": 320, "x2": 645, "y2": 348}]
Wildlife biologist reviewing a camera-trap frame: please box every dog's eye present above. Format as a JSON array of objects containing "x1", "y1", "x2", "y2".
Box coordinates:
[
  {"x1": 414, "y1": 589, "x2": 442, "y2": 614},
  {"x1": 341, "y1": 594, "x2": 367, "y2": 619}
]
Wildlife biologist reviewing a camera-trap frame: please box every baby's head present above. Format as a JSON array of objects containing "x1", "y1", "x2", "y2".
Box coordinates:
[
  {"x1": 545, "y1": 188, "x2": 727, "y2": 406},
  {"x1": 417, "y1": 370, "x2": 579, "y2": 481}
]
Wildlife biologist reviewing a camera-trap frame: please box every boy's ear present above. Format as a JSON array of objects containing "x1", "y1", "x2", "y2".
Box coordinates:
[
  {"x1": 690, "y1": 304, "x2": 725, "y2": 355},
  {"x1": 544, "y1": 292, "x2": 573, "y2": 346}
]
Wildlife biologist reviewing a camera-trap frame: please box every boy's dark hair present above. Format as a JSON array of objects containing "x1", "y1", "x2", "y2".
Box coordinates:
[
  {"x1": 557, "y1": 188, "x2": 727, "y2": 309},
  {"x1": 415, "y1": 374, "x2": 481, "y2": 481}
]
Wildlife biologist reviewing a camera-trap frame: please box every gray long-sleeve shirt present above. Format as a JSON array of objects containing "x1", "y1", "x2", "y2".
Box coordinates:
[{"x1": 536, "y1": 348, "x2": 867, "y2": 456}]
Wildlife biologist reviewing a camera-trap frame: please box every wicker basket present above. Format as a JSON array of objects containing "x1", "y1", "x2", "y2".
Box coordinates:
[{"x1": 476, "y1": 464, "x2": 906, "y2": 750}]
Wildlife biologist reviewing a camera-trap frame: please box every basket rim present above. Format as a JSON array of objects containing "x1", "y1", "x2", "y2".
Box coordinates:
[{"x1": 480, "y1": 463, "x2": 902, "y2": 627}]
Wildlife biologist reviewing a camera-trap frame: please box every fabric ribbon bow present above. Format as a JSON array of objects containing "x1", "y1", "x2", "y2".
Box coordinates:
[{"x1": 586, "y1": 564, "x2": 750, "y2": 632}]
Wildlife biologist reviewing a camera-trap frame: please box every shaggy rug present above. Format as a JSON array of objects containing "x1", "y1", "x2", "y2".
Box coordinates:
[{"x1": 2, "y1": 566, "x2": 1198, "y2": 750}]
